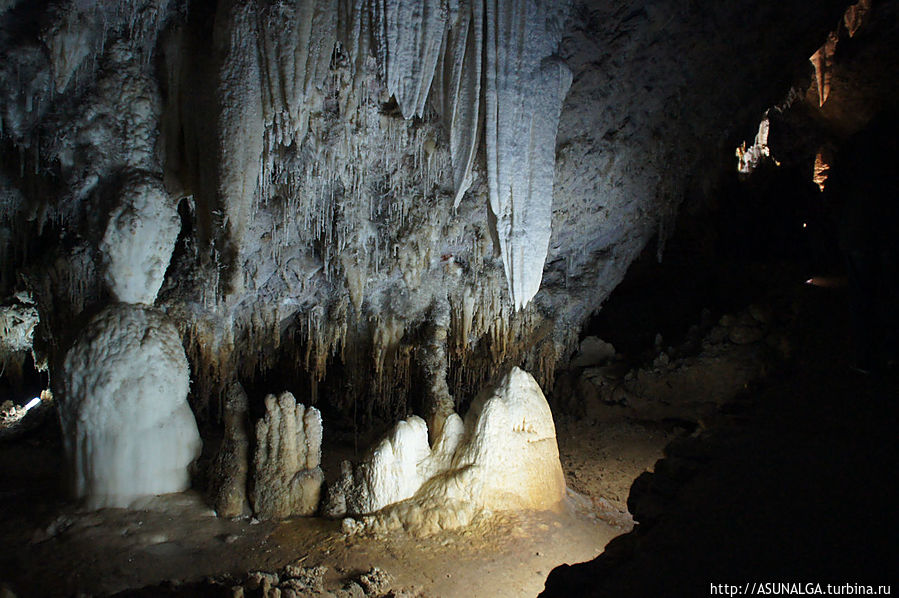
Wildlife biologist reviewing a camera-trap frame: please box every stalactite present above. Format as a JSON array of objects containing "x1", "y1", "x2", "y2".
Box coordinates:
[
  {"x1": 810, "y1": 31, "x2": 839, "y2": 108},
  {"x1": 843, "y1": 0, "x2": 872, "y2": 38},
  {"x1": 432, "y1": 0, "x2": 483, "y2": 207},
  {"x1": 2, "y1": 0, "x2": 597, "y2": 439},
  {"x1": 213, "y1": 0, "x2": 264, "y2": 296},
  {"x1": 484, "y1": 0, "x2": 572, "y2": 310},
  {"x1": 374, "y1": 0, "x2": 447, "y2": 120},
  {"x1": 257, "y1": 0, "x2": 337, "y2": 168}
]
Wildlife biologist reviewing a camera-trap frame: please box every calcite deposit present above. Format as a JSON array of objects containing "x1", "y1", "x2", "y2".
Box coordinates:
[
  {"x1": 330, "y1": 367, "x2": 566, "y2": 534},
  {"x1": 251, "y1": 391, "x2": 324, "y2": 519},
  {"x1": 0, "y1": 0, "x2": 852, "y2": 511},
  {"x1": 59, "y1": 303, "x2": 202, "y2": 509}
]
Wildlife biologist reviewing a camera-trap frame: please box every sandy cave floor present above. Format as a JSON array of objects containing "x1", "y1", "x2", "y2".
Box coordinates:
[{"x1": 0, "y1": 419, "x2": 647, "y2": 598}]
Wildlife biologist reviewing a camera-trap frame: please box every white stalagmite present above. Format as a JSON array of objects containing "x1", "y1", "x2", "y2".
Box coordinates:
[
  {"x1": 344, "y1": 414, "x2": 463, "y2": 514},
  {"x1": 59, "y1": 304, "x2": 202, "y2": 509},
  {"x1": 348, "y1": 416, "x2": 432, "y2": 514},
  {"x1": 331, "y1": 367, "x2": 566, "y2": 534},
  {"x1": 484, "y1": 0, "x2": 572, "y2": 310},
  {"x1": 375, "y1": 0, "x2": 448, "y2": 119},
  {"x1": 449, "y1": 366, "x2": 565, "y2": 511},
  {"x1": 99, "y1": 172, "x2": 180, "y2": 305},
  {"x1": 251, "y1": 391, "x2": 324, "y2": 519}
]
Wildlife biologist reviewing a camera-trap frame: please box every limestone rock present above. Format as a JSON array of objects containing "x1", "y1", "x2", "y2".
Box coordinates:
[
  {"x1": 98, "y1": 171, "x2": 180, "y2": 305},
  {"x1": 209, "y1": 381, "x2": 251, "y2": 518},
  {"x1": 281, "y1": 564, "x2": 327, "y2": 595},
  {"x1": 59, "y1": 303, "x2": 202, "y2": 509},
  {"x1": 336, "y1": 367, "x2": 565, "y2": 534},
  {"x1": 251, "y1": 392, "x2": 324, "y2": 519},
  {"x1": 357, "y1": 567, "x2": 392, "y2": 596},
  {"x1": 323, "y1": 459, "x2": 354, "y2": 519},
  {"x1": 571, "y1": 336, "x2": 616, "y2": 368}
]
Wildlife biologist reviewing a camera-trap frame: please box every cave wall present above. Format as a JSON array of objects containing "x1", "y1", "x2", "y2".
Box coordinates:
[{"x1": 0, "y1": 0, "x2": 848, "y2": 426}]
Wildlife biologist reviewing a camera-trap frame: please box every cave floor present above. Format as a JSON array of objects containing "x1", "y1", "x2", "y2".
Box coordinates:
[
  {"x1": 0, "y1": 484, "x2": 616, "y2": 597},
  {"x1": 0, "y1": 411, "x2": 640, "y2": 598}
]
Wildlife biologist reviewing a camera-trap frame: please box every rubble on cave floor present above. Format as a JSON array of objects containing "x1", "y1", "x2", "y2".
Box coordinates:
[{"x1": 554, "y1": 286, "x2": 801, "y2": 527}]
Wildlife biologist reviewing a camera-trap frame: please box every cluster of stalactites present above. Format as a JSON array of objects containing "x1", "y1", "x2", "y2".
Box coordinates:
[
  {"x1": 376, "y1": 0, "x2": 573, "y2": 309},
  {"x1": 177, "y1": 273, "x2": 573, "y2": 425},
  {"x1": 209, "y1": 0, "x2": 571, "y2": 311}
]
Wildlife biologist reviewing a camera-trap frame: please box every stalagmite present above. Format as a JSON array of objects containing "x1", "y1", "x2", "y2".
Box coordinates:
[
  {"x1": 0, "y1": 0, "x2": 854, "y2": 536},
  {"x1": 59, "y1": 304, "x2": 202, "y2": 509},
  {"x1": 209, "y1": 380, "x2": 251, "y2": 518},
  {"x1": 419, "y1": 299, "x2": 455, "y2": 441},
  {"x1": 735, "y1": 117, "x2": 774, "y2": 174},
  {"x1": 251, "y1": 391, "x2": 324, "y2": 519},
  {"x1": 484, "y1": 0, "x2": 572, "y2": 310},
  {"x1": 99, "y1": 172, "x2": 180, "y2": 305},
  {"x1": 330, "y1": 367, "x2": 566, "y2": 534},
  {"x1": 344, "y1": 416, "x2": 438, "y2": 514}
]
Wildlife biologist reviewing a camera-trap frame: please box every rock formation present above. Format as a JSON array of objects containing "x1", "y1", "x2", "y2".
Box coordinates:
[
  {"x1": 329, "y1": 367, "x2": 566, "y2": 534},
  {"x1": 99, "y1": 172, "x2": 181, "y2": 304},
  {"x1": 0, "y1": 0, "x2": 856, "y2": 513},
  {"x1": 251, "y1": 391, "x2": 324, "y2": 519},
  {"x1": 209, "y1": 380, "x2": 252, "y2": 518},
  {"x1": 58, "y1": 303, "x2": 202, "y2": 509}
]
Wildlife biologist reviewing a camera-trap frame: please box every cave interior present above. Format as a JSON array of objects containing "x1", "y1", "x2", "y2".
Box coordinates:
[{"x1": 0, "y1": 0, "x2": 897, "y2": 596}]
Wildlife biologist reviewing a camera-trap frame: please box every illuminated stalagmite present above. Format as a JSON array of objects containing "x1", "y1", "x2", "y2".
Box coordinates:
[
  {"x1": 328, "y1": 368, "x2": 566, "y2": 534},
  {"x1": 59, "y1": 304, "x2": 202, "y2": 509}
]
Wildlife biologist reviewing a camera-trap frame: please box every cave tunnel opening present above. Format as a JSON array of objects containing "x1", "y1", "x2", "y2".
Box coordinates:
[
  {"x1": 583, "y1": 155, "x2": 845, "y2": 363},
  {"x1": 1, "y1": 0, "x2": 898, "y2": 597}
]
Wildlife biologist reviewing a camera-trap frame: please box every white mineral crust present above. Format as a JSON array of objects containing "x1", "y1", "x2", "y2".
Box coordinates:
[
  {"x1": 99, "y1": 172, "x2": 180, "y2": 304},
  {"x1": 337, "y1": 367, "x2": 566, "y2": 533},
  {"x1": 60, "y1": 303, "x2": 202, "y2": 509}
]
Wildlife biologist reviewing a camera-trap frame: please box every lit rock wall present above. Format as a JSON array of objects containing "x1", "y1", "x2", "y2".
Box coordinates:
[{"x1": 0, "y1": 0, "x2": 847, "y2": 434}]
